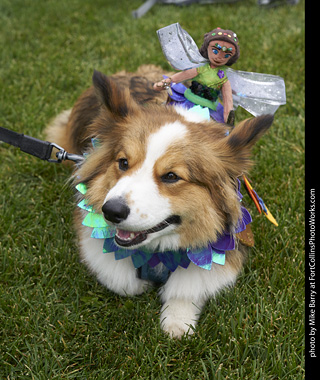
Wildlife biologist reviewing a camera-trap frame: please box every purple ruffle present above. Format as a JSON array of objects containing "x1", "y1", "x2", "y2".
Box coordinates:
[{"x1": 166, "y1": 80, "x2": 225, "y2": 123}]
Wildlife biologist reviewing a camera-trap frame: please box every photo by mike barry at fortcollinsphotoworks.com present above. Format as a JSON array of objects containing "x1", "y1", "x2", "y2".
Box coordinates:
[{"x1": 307, "y1": 188, "x2": 316, "y2": 360}]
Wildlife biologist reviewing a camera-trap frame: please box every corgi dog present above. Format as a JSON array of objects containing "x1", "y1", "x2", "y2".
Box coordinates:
[{"x1": 46, "y1": 65, "x2": 273, "y2": 338}]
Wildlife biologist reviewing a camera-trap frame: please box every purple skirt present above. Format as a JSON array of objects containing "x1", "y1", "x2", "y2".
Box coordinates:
[{"x1": 168, "y1": 82, "x2": 225, "y2": 123}]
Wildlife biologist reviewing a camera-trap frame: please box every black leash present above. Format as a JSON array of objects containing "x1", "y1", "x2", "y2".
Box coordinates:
[{"x1": 0, "y1": 126, "x2": 84, "y2": 164}]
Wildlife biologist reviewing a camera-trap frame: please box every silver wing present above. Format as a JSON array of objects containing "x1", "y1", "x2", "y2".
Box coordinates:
[
  {"x1": 156, "y1": 23, "x2": 207, "y2": 70},
  {"x1": 157, "y1": 23, "x2": 286, "y2": 116}
]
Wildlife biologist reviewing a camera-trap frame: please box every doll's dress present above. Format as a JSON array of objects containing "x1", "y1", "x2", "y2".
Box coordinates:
[{"x1": 167, "y1": 63, "x2": 229, "y2": 123}]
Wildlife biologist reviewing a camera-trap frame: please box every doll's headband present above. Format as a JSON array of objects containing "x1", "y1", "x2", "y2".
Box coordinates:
[{"x1": 199, "y1": 27, "x2": 240, "y2": 66}]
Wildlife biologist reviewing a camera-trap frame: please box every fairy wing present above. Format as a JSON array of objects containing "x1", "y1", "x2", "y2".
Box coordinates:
[
  {"x1": 156, "y1": 22, "x2": 207, "y2": 70},
  {"x1": 226, "y1": 68, "x2": 286, "y2": 116},
  {"x1": 156, "y1": 23, "x2": 286, "y2": 116}
]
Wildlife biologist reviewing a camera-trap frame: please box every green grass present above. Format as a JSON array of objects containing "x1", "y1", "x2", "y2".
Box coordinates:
[{"x1": 0, "y1": 0, "x2": 305, "y2": 378}]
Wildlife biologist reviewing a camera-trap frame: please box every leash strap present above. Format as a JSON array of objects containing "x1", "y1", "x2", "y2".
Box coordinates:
[{"x1": 0, "y1": 126, "x2": 84, "y2": 164}]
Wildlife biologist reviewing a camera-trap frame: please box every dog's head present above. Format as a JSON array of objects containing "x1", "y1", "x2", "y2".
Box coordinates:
[{"x1": 76, "y1": 70, "x2": 273, "y2": 252}]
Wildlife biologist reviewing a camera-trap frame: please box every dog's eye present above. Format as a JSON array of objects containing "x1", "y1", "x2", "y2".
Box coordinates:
[
  {"x1": 161, "y1": 172, "x2": 181, "y2": 183},
  {"x1": 118, "y1": 158, "x2": 129, "y2": 171}
]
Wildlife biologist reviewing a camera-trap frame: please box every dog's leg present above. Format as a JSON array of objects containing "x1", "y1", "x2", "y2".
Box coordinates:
[
  {"x1": 160, "y1": 297, "x2": 206, "y2": 338},
  {"x1": 79, "y1": 226, "x2": 151, "y2": 296},
  {"x1": 160, "y1": 255, "x2": 242, "y2": 338}
]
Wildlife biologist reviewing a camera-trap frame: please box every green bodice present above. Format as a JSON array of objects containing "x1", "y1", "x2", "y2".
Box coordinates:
[{"x1": 194, "y1": 64, "x2": 228, "y2": 90}]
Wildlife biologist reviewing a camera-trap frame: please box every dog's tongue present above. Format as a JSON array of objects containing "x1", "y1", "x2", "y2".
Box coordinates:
[
  {"x1": 114, "y1": 216, "x2": 180, "y2": 248},
  {"x1": 117, "y1": 229, "x2": 138, "y2": 240},
  {"x1": 115, "y1": 228, "x2": 147, "y2": 247}
]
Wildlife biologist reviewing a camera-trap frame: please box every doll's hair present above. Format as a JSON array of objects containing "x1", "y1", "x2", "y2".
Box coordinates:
[{"x1": 199, "y1": 27, "x2": 240, "y2": 66}]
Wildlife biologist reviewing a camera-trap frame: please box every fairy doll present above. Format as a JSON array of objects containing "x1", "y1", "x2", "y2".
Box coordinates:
[
  {"x1": 153, "y1": 23, "x2": 285, "y2": 226},
  {"x1": 153, "y1": 23, "x2": 286, "y2": 124},
  {"x1": 154, "y1": 27, "x2": 239, "y2": 123}
]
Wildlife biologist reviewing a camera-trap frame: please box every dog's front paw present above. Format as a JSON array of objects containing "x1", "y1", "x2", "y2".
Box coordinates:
[
  {"x1": 161, "y1": 315, "x2": 195, "y2": 338},
  {"x1": 160, "y1": 299, "x2": 202, "y2": 338}
]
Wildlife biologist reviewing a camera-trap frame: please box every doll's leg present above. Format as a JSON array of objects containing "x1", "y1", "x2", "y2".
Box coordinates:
[{"x1": 226, "y1": 110, "x2": 235, "y2": 126}]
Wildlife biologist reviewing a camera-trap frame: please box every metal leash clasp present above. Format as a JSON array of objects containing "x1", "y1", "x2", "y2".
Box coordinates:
[
  {"x1": 163, "y1": 81, "x2": 173, "y2": 96},
  {"x1": 48, "y1": 143, "x2": 85, "y2": 164}
]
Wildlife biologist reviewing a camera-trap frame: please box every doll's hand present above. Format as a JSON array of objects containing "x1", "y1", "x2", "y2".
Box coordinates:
[
  {"x1": 153, "y1": 81, "x2": 165, "y2": 91},
  {"x1": 153, "y1": 78, "x2": 172, "y2": 91}
]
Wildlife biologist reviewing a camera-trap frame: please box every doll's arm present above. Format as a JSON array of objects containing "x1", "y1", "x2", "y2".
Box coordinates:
[
  {"x1": 221, "y1": 80, "x2": 233, "y2": 123},
  {"x1": 153, "y1": 68, "x2": 198, "y2": 91}
]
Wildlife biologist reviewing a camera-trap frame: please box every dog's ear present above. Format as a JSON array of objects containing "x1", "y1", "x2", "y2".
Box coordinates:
[
  {"x1": 92, "y1": 70, "x2": 138, "y2": 119},
  {"x1": 224, "y1": 114, "x2": 274, "y2": 175},
  {"x1": 227, "y1": 114, "x2": 274, "y2": 151}
]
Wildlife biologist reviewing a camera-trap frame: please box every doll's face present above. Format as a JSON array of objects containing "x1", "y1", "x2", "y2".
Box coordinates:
[{"x1": 207, "y1": 40, "x2": 235, "y2": 67}]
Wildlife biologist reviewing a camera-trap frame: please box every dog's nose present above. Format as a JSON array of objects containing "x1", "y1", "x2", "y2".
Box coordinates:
[{"x1": 102, "y1": 198, "x2": 130, "y2": 224}]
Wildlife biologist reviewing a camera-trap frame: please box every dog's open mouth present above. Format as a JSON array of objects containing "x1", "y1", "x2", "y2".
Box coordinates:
[{"x1": 115, "y1": 215, "x2": 181, "y2": 248}]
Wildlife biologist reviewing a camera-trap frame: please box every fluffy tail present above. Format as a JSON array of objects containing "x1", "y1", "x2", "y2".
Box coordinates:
[{"x1": 45, "y1": 109, "x2": 74, "y2": 154}]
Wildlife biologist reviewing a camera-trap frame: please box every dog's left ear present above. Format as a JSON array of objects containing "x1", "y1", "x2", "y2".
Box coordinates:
[
  {"x1": 92, "y1": 70, "x2": 138, "y2": 120},
  {"x1": 225, "y1": 114, "x2": 274, "y2": 175}
]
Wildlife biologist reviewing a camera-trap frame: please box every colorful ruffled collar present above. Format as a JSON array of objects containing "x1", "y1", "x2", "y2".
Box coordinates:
[{"x1": 76, "y1": 179, "x2": 251, "y2": 273}]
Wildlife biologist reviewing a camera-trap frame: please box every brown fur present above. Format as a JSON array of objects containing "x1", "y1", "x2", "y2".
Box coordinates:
[{"x1": 46, "y1": 65, "x2": 169, "y2": 155}]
